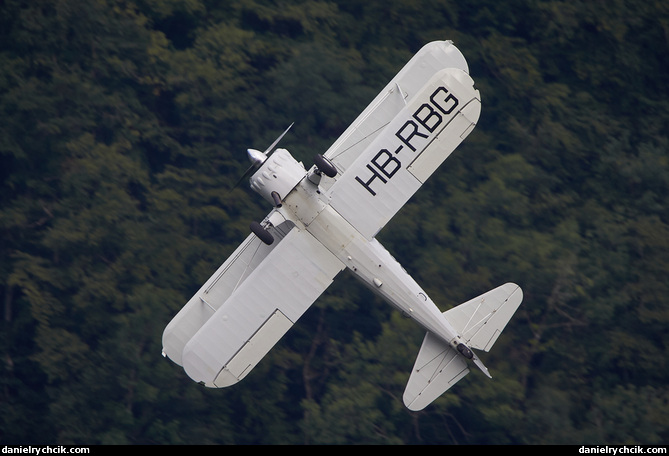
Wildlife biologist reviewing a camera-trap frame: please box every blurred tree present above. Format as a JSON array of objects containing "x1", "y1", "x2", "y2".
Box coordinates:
[{"x1": 1, "y1": 0, "x2": 668, "y2": 445}]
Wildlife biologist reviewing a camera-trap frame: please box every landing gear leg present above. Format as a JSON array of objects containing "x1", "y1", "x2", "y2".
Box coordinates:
[{"x1": 313, "y1": 154, "x2": 337, "y2": 178}]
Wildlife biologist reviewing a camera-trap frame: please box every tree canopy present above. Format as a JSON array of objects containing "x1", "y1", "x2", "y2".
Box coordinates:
[{"x1": 1, "y1": 0, "x2": 668, "y2": 445}]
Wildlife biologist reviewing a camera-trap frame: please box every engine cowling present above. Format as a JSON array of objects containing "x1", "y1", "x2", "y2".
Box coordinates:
[{"x1": 249, "y1": 148, "x2": 306, "y2": 205}]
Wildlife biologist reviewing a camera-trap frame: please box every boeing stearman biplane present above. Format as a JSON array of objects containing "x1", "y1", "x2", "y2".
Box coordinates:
[{"x1": 162, "y1": 40, "x2": 523, "y2": 411}]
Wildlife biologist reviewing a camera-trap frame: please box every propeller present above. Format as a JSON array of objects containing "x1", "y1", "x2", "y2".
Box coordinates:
[{"x1": 233, "y1": 123, "x2": 294, "y2": 189}]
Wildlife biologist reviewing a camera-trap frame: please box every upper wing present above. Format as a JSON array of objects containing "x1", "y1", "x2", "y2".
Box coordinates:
[
  {"x1": 178, "y1": 226, "x2": 344, "y2": 387},
  {"x1": 320, "y1": 40, "x2": 470, "y2": 192},
  {"x1": 325, "y1": 67, "x2": 481, "y2": 239},
  {"x1": 443, "y1": 283, "x2": 523, "y2": 352}
]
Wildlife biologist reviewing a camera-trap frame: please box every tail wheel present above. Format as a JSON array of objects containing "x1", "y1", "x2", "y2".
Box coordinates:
[
  {"x1": 456, "y1": 343, "x2": 474, "y2": 359},
  {"x1": 250, "y1": 221, "x2": 274, "y2": 245},
  {"x1": 313, "y1": 154, "x2": 337, "y2": 178}
]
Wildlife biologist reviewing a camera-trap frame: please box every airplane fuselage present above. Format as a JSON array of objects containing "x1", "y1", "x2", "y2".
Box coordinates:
[{"x1": 256, "y1": 157, "x2": 465, "y2": 352}]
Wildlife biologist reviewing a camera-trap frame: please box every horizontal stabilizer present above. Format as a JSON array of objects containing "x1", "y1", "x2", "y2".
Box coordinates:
[
  {"x1": 444, "y1": 283, "x2": 523, "y2": 352},
  {"x1": 403, "y1": 331, "x2": 469, "y2": 411}
]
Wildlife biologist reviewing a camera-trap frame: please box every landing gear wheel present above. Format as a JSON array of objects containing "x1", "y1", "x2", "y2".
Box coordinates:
[
  {"x1": 250, "y1": 221, "x2": 274, "y2": 245},
  {"x1": 313, "y1": 154, "x2": 337, "y2": 178}
]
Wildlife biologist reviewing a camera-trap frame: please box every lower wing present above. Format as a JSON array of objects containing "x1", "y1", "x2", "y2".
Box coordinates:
[
  {"x1": 177, "y1": 226, "x2": 344, "y2": 387},
  {"x1": 321, "y1": 40, "x2": 470, "y2": 190},
  {"x1": 162, "y1": 213, "x2": 294, "y2": 366},
  {"x1": 326, "y1": 67, "x2": 481, "y2": 240}
]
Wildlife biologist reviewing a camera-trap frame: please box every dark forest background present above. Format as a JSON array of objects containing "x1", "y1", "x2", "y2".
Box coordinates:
[{"x1": 1, "y1": 0, "x2": 668, "y2": 445}]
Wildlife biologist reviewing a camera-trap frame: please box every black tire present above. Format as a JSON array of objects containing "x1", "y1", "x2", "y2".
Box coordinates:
[
  {"x1": 313, "y1": 154, "x2": 337, "y2": 178},
  {"x1": 250, "y1": 221, "x2": 274, "y2": 245},
  {"x1": 456, "y1": 343, "x2": 474, "y2": 359}
]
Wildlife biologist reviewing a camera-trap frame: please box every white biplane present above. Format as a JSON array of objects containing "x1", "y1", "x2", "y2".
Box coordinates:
[{"x1": 162, "y1": 40, "x2": 523, "y2": 411}]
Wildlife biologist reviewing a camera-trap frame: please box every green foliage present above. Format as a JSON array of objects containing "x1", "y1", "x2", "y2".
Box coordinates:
[{"x1": 1, "y1": 0, "x2": 668, "y2": 445}]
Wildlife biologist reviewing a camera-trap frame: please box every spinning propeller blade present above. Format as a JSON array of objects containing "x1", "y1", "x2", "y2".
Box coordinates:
[{"x1": 263, "y1": 122, "x2": 294, "y2": 156}]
